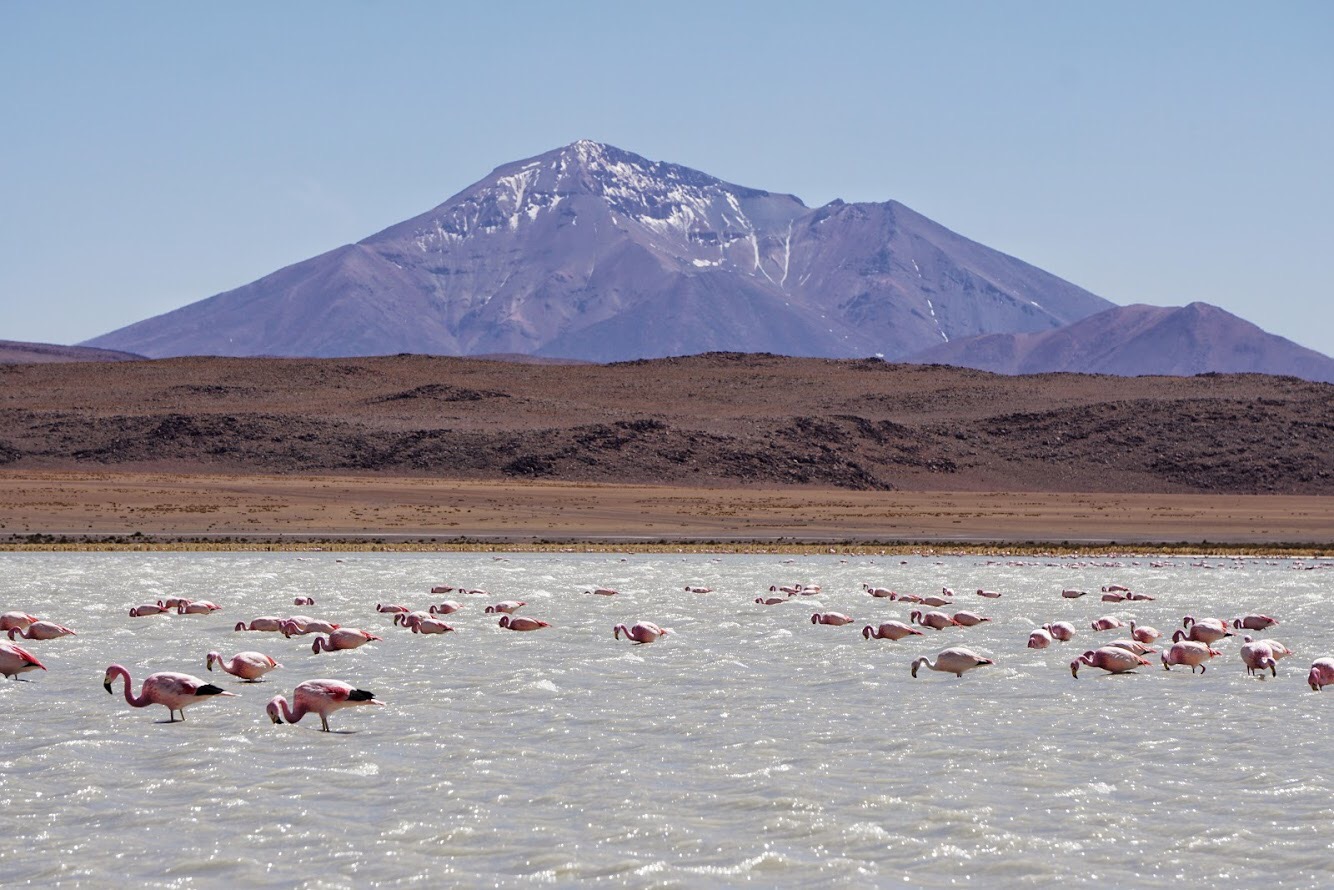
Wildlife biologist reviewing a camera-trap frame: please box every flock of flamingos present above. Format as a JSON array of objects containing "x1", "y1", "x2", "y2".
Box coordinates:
[{"x1": 3, "y1": 574, "x2": 1333, "y2": 731}]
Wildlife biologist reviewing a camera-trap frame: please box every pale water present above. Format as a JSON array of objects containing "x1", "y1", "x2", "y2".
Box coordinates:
[{"x1": 0, "y1": 552, "x2": 1331, "y2": 888}]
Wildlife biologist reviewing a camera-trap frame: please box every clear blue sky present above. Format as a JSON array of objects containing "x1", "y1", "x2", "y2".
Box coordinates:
[{"x1": 3, "y1": 2, "x2": 1332, "y2": 356}]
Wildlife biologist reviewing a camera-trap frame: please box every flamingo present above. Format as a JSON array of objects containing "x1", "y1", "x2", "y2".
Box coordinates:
[
  {"x1": 1162, "y1": 641, "x2": 1222, "y2": 673},
  {"x1": 863, "y1": 621, "x2": 922, "y2": 641},
  {"x1": 407, "y1": 616, "x2": 454, "y2": 634},
  {"x1": 266, "y1": 679, "x2": 384, "y2": 731},
  {"x1": 1101, "y1": 592, "x2": 1128, "y2": 603},
  {"x1": 1091, "y1": 616, "x2": 1124, "y2": 632},
  {"x1": 952, "y1": 611, "x2": 991, "y2": 627},
  {"x1": 755, "y1": 597, "x2": 787, "y2": 605},
  {"x1": 1308, "y1": 658, "x2": 1334, "y2": 692},
  {"x1": 157, "y1": 597, "x2": 191, "y2": 610},
  {"x1": 1071, "y1": 647, "x2": 1151, "y2": 677},
  {"x1": 293, "y1": 596, "x2": 316, "y2": 606},
  {"x1": 863, "y1": 585, "x2": 895, "y2": 598},
  {"x1": 235, "y1": 617, "x2": 285, "y2": 632},
  {"x1": 375, "y1": 603, "x2": 410, "y2": 614},
  {"x1": 0, "y1": 612, "x2": 40, "y2": 632},
  {"x1": 1126, "y1": 592, "x2": 1156, "y2": 601},
  {"x1": 0, "y1": 642, "x2": 45, "y2": 679},
  {"x1": 281, "y1": 617, "x2": 340, "y2": 637},
  {"x1": 976, "y1": 589, "x2": 1002, "y2": 599},
  {"x1": 429, "y1": 601, "x2": 463, "y2": 615},
  {"x1": 128, "y1": 604, "x2": 168, "y2": 617},
  {"x1": 910, "y1": 610, "x2": 957, "y2": 630},
  {"x1": 484, "y1": 601, "x2": 526, "y2": 614},
  {"x1": 911, "y1": 648, "x2": 994, "y2": 678},
  {"x1": 1061, "y1": 589, "x2": 1088, "y2": 599},
  {"x1": 103, "y1": 664, "x2": 236, "y2": 721},
  {"x1": 1028, "y1": 629, "x2": 1054, "y2": 649},
  {"x1": 1233, "y1": 615, "x2": 1279, "y2": 631},
  {"x1": 919, "y1": 595, "x2": 953, "y2": 608},
  {"x1": 7, "y1": 620, "x2": 76, "y2": 641},
  {"x1": 1173, "y1": 624, "x2": 1231, "y2": 645},
  {"x1": 1264, "y1": 639, "x2": 1295, "y2": 660},
  {"x1": 392, "y1": 611, "x2": 431, "y2": 628},
  {"x1": 311, "y1": 629, "x2": 381, "y2": 653},
  {"x1": 1101, "y1": 584, "x2": 1131, "y2": 593},
  {"x1": 811, "y1": 612, "x2": 854, "y2": 626},
  {"x1": 178, "y1": 600, "x2": 222, "y2": 615},
  {"x1": 587, "y1": 588, "x2": 619, "y2": 596},
  {"x1": 429, "y1": 585, "x2": 454, "y2": 594},
  {"x1": 1239, "y1": 639, "x2": 1278, "y2": 677},
  {"x1": 684, "y1": 586, "x2": 713, "y2": 594},
  {"x1": 206, "y1": 651, "x2": 282, "y2": 682},
  {"x1": 1129, "y1": 622, "x2": 1161, "y2": 644},
  {"x1": 498, "y1": 615, "x2": 550, "y2": 631},
  {"x1": 613, "y1": 622, "x2": 672, "y2": 643},
  {"x1": 1105, "y1": 639, "x2": 1156, "y2": 656},
  {"x1": 1044, "y1": 621, "x2": 1076, "y2": 642}
]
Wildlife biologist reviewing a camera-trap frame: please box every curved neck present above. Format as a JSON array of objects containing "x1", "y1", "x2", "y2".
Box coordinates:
[
  {"x1": 109, "y1": 666, "x2": 151, "y2": 707},
  {"x1": 277, "y1": 696, "x2": 307, "y2": 723}
]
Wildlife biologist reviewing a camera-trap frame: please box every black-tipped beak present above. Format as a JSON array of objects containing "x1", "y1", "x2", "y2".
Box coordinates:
[
  {"x1": 103, "y1": 681, "x2": 112, "y2": 694},
  {"x1": 269, "y1": 713, "x2": 283, "y2": 724}
]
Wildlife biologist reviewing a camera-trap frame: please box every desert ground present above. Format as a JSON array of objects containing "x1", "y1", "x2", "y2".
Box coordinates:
[{"x1": 2, "y1": 354, "x2": 1330, "y2": 550}]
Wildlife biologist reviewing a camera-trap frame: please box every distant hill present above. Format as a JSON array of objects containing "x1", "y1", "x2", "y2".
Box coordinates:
[
  {"x1": 0, "y1": 339, "x2": 143, "y2": 365},
  {"x1": 906, "y1": 303, "x2": 1334, "y2": 382},
  {"x1": 84, "y1": 140, "x2": 1112, "y2": 361}
]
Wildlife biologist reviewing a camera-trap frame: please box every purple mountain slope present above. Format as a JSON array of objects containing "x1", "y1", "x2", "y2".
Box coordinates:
[
  {"x1": 83, "y1": 141, "x2": 1113, "y2": 361},
  {"x1": 905, "y1": 302, "x2": 1334, "y2": 382}
]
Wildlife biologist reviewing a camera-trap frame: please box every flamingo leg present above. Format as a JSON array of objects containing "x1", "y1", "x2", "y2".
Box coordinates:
[{"x1": 320, "y1": 714, "x2": 331, "y2": 732}]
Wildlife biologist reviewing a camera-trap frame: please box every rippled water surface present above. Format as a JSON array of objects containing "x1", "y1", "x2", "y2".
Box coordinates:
[{"x1": 1, "y1": 551, "x2": 1331, "y2": 888}]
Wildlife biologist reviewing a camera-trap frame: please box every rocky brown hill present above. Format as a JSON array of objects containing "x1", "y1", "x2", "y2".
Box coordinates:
[{"x1": 1, "y1": 353, "x2": 1330, "y2": 495}]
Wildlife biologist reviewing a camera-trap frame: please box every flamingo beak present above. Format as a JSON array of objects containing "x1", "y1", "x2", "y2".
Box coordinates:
[
  {"x1": 103, "y1": 680, "x2": 112, "y2": 694},
  {"x1": 1070, "y1": 663, "x2": 1079, "y2": 678}
]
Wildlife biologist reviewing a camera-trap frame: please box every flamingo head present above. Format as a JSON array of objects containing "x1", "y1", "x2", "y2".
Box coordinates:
[
  {"x1": 266, "y1": 697, "x2": 284, "y2": 724},
  {"x1": 206, "y1": 652, "x2": 220, "y2": 671}
]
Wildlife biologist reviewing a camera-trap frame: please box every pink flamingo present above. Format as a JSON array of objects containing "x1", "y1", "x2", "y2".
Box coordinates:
[
  {"x1": 1173, "y1": 624, "x2": 1231, "y2": 645},
  {"x1": 952, "y1": 611, "x2": 991, "y2": 627},
  {"x1": 281, "y1": 617, "x2": 340, "y2": 637},
  {"x1": 376, "y1": 603, "x2": 410, "y2": 614},
  {"x1": 235, "y1": 616, "x2": 285, "y2": 632},
  {"x1": 811, "y1": 612, "x2": 854, "y2": 626},
  {"x1": 586, "y1": 588, "x2": 619, "y2": 596},
  {"x1": 266, "y1": 679, "x2": 384, "y2": 731},
  {"x1": 429, "y1": 585, "x2": 454, "y2": 594},
  {"x1": 103, "y1": 664, "x2": 236, "y2": 721},
  {"x1": 0, "y1": 642, "x2": 46, "y2": 679},
  {"x1": 484, "y1": 601, "x2": 526, "y2": 614},
  {"x1": 293, "y1": 596, "x2": 316, "y2": 606},
  {"x1": 206, "y1": 651, "x2": 282, "y2": 681},
  {"x1": 0, "y1": 612, "x2": 40, "y2": 632},
  {"x1": 498, "y1": 615, "x2": 550, "y2": 631},
  {"x1": 755, "y1": 597, "x2": 787, "y2": 606},
  {"x1": 1101, "y1": 584, "x2": 1131, "y2": 593},
  {"x1": 863, "y1": 585, "x2": 895, "y2": 598},
  {"x1": 976, "y1": 589, "x2": 1002, "y2": 599},
  {"x1": 1071, "y1": 647, "x2": 1151, "y2": 677},
  {"x1": 1126, "y1": 592, "x2": 1155, "y2": 601},
  {"x1": 1043, "y1": 621, "x2": 1076, "y2": 642},
  {"x1": 1233, "y1": 615, "x2": 1279, "y2": 631},
  {"x1": 1106, "y1": 639, "x2": 1156, "y2": 656},
  {"x1": 311, "y1": 629, "x2": 381, "y2": 653},
  {"x1": 911, "y1": 610, "x2": 958, "y2": 631},
  {"x1": 1162, "y1": 641, "x2": 1222, "y2": 673},
  {"x1": 128, "y1": 604, "x2": 168, "y2": 617},
  {"x1": 429, "y1": 601, "x2": 463, "y2": 615},
  {"x1": 157, "y1": 597, "x2": 191, "y2": 610},
  {"x1": 1028, "y1": 629, "x2": 1054, "y2": 649},
  {"x1": 1101, "y1": 592, "x2": 1128, "y2": 603},
  {"x1": 1239, "y1": 639, "x2": 1278, "y2": 677},
  {"x1": 1090, "y1": 616, "x2": 1124, "y2": 632},
  {"x1": 8, "y1": 620, "x2": 76, "y2": 640},
  {"x1": 1308, "y1": 658, "x2": 1334, "y2": 692},
  {"x1": 407, "y1": 615, "x2": 454, "y2": 634},
  {"x1": 614, "y1": 622, "x2": 672, "y2": 643},
  {"x1": 684, "y1": 586, "x2": 713, "y2": 594},
  {"x1": 392, "y1": 611, "x2": 431, "y2": 627},
  {"x1": 1129, "y1": 622, "x2": 1160, "y2": 644},
  {"x1": 863, "y1": 621, "x2": 922, "y2": 641},
  {"x1": 178, "y1": 600, "x2": 222, "y2": 615},
  {"x1": 1061, "y1": 589, "x2": 1088, "y2": 599},
  {"x1": 911, "y1": 648, "x2": 994, "y2": 678},
  {"x1": 919, "y1": 595, "x2": 953, "y2": 608}
]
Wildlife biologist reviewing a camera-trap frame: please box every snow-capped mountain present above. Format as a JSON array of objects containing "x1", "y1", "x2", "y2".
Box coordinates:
[{"x1": 86, "y1": 140, "x2": 1114, "y2": 360}]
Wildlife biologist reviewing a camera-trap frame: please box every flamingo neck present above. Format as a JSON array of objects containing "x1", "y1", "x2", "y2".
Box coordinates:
[
  {"x1": 279, "y1": 696, "x2": 307, "y2": 723},
  {"x1": 109, "y1": 666, "x2": 152, "y2": 708}
]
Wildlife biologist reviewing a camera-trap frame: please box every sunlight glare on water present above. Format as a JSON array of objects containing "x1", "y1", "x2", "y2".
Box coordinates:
[{"x1": 0, "y1": 551, "x2": 1330, "y2": 887}]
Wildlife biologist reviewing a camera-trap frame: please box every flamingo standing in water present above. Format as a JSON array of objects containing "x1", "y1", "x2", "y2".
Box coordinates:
[
  {"x1": 1129, "y1": 622, "x2": 1161, "y2": 644},
  {"x1": 405, "y1": 615, "x2": 454, "y2": 634},
  {"x1": 910, "y1": 610, "x2": 957, "y2": 630},
  {"x1": 587, "y1": 588, "x2": 619, "y2": 596},
  {"x1": 0, "y1": 612, "x2": 40, "y2": 632},
  {"x1": 281, "y1": 617, "x2": 340, "y2": 637},
  {"x1": 863, "y1": 621, "x2": 922, "y2": 641},
  {"x1": 103, "y1": 664, "x2": 235, "y2": 721},
  {"x1": 206, "y1": 651, "x2": 282, "y2": 682},
  {"x1": 0, "y1": 642, "x2": 45, "y2": 679},
  {"x1": 1028, "y1": 629, "x2": 1054, "y2": 649},
  {"x1": 235, "y1": 617, "x2": 285, "y2": 632},
  {"x1": 613, "y1": 622, "x2": 672, "y2": 643},
  {"x1": 293, "y1": 596, "x2": 316, "y2": 606},
  {"x1": 1044, "y1": 622, "x2": 1076, "y2": 642},
  {"x1": 8, "y1": 620, "x2": 76, "y2": 640},
  {"x1": 177, "y1": 600, "x2": 222, "y2": 615},
  {"x1": 498, "y1": 615, "x2": 550, "y2": 631},
  {"x1": 1090, "y1": 616, "x2": 1124, "y2": 632},
  {"x1": 811, "y1": 612, "x2": 855, "y2": 626},
  {"x1": 911, "y1": 648, "x2": 993, "y2": 678},
  {"x1": 310, "y1": 629, "x2": 381, "y2": 653},
  {"x1": 128, "y1": 604, "x2": 169, "y2": 617},
  {"x1": 1173, "y1": 624, "x2": 1231, "y2": 646},
  {"x1": 267, "y1": 679, "x2": 384, "y2": 731},
  {"x1": 1233, "y1": 615, "x2": 1279, "y2": 631},
  {"x1": 952, "y1": 611, "x2": 991, "y2": 627},
  {"x1": 1070, "y1": 647, "x2": 1151, "y2": 677},
  {"x1": 429, "y1": 601, "x2": 463, "y2": 615},
  {"x1": 1161, "y1": 641, "x2": 1221, "y2": 673},
  {"x1": 1308, "y1": 658, "x2": 1334, "y2": 691},
  {"x1": 1239, "y1": 639, "x2": 1278, "y2": 677},
  {"x1": 484, "y1": 601, "x2": 526, "y2": 614}
]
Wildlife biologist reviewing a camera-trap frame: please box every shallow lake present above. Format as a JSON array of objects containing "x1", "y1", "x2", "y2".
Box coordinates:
[{"x1": 0, "y1": 551, "x2": 1330, "y2": 887}]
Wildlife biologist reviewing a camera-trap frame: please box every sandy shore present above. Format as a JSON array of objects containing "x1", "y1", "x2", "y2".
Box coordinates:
[{"x1": 1, "y1": 471, "x2": 1329, "y2": 552}]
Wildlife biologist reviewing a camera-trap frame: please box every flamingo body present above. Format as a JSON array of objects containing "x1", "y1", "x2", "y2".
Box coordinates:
[
  {"x1": 1308, "y1": 658, "x2": 1334, "y2": 692},
  {"x1": 1071, "y1": 647, "x2": 1151, "y2": 677},
  {"x1": 0, "y1": 642, "x2": 46, "y2": 679},
  {"x1": 1162, "y1": 641, "x2": 1221, "y2": 673},
  {"x1": 614, "y1": 621, "x2": 672, "y2": 643},
  {"x1": 485, "y1": 601, "x2": 526, "y2": 614},
  {"x1": 311, "y1": 629, "x2": 381, "y2": 653},
  {"x1": 863, "y1": 621, "x2": 922, "y2": 641},
  {"x1": 8, "y1": 620, "x2": 76, "y2": 640},
  {"x1": 103, "y1": 664, "x2": 236, "y2": 721},
  {"x1": 912, "y1": 647, "x2": 993, "y2": 678},
  {"x1": 811, "y1": 612, "x2": 854, "y2": 626},
  {"x1": 498, "y1": 615, "x2": 550, "y2": 631},
  {"x1": 267, "y1": 679, "x2": 384, "y2": 731},
  {"x1": 1028, "y1": 629, "x2": 1054, "y2": 649},
  {"x1": 206, "y1": 650, "x2": 282, "y2": 681}
]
